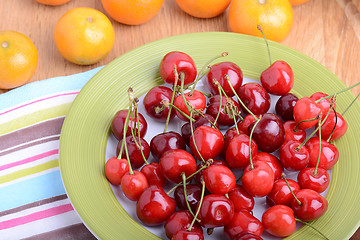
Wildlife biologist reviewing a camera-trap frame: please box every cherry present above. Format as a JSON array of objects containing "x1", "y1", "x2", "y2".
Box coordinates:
[
  {"x1": 150, "y1": 131, "x2": 186, "y2": 161},
  {"x1": 206, "y1": 62, "x2": 243, "y2": 97},
  {"x1": 174, "y1": 90, "x2": 207, "y2": 121},
  {"x1": 228, "y1": 184, "x2": 255, "y2": 212},
  {"x1": 305, "y1": 137, "x2": 339, "y2": 170},
  {"x1": 181, "y1": 114, "x2": 218, "y2": 146},
  {"x1": 197, "y1": 194, "x2": 234, "y2": 228},
  {"x1": 222, "y1": 126, "x2": 245, "y2": 157},
  {"x1": 116, "y1": 135, "x2": 150, "y2": 169},
  {"x1": 190, "y1": 125, "x2": 224, "y2": 161},
  {"x1": 140, "y1": 162, "x2": 166, "y2": 187},
  {"x1": 310, "y1": 92, "x2": 336, "y2": 117},
  {"x1": 248, "y1": 113, "x2": 285, "y2": 153},
  {"x1": 203, "y1": 165, "x2": 236, "y2": 195},
  {"x1": 195, "y1": 159, "x2": 228, "y2": 184},
  {"x1": 279, "y1": 140, "x2": 309, "y2": 171},
  {"x1": 159, "y1": 149, "x2": 197, "y2": 183},
  {"x1": 266, "y1": 179, "x2": 300, "y2": 207},
  {"x1": 297, "y1": 167, "x2": 330, "y2": 193},
  {"x1": 164, "y1": 210, "x2": 202, "y2": 239},
  {"x1": 121, "y1": 170, "x2": 149, "y2": 201},
  {"x1": 206, "y1": 94, "x2": 241, "y2": 127},
  {"x1": 283, "y1": 120, "x2": 306, "y2": 143},
  {"x1": 242, "y1": 161, "x2": 274, "y2": 197},
  {"x1": 290, "y1": 189, "x2": 328, "y2": 222},
  {"x1": 225, "y1": 133, "x2": 258, "y2": 169},
  {"x1": 143, "y1": 86, "x2": 175, "y2": 122},
  {"x1": 262, "y1": 205, "x2": 296, "y2": 237},
  {"x1": 260, "y1": 61, "x2": 294, "y2": 96},
  {"x1": 319, "y1": 110, "x2": 347, "y2": 141},
  {"x1": 236, "y1": 114, "x2": 258, "y2": 134},
  {"x1": 136, "y1": 185, "x2": 176, "y2": 226},
  {"x1": 174, "y1": 184, "x2": 202, "y2": 212},
  {"x1": 275, "y1": 93, "x2": 299, "y2": 121},
  {"x1": 253, "y1": 152, "x2": 283, "y2": 180},
  {"x1": 111, "y1": 109, "x2": 147, "y2": 140},
  {"x1": 159, "y1": 51, "x2": 197, "y2": 85},
  {"x1": 104, "y1": 157, "x2": 129, "y2": 185},
  {"x1": 172, "y1": 229, "x2": 204, "y2": 240},
  {"x1": 223, "y1": 210, "x2": 263, "y2": 239},
  {"x1": 232, "y1": 233, "x2": 263, "y2": 240},
  {"x1": 237, "y1": 82, "x2": 271, "y2": 115},
  {"x1": 293, "y1": 97, "x2": 322, "y2": 129}
]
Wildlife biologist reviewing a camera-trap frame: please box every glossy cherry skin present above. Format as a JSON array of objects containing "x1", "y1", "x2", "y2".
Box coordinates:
[
  {"x1": 140, "y1": 162, "x2": 166, "y2": 187},
  {"x1": 297, "y1": 167, "x2": 330, "y2": 193},
  {"x1": 233, "y1": 233, "x2": 263, "y2": 240},
  {"x1": 143, "y1": 86, "x2": 175, "y2": 122},
  {"x1": 305, "y1": 137, "x2": 339, "y2": 170},
  {"x1": 236, "y1": 114, "x2": 258, "y2": 134},
  {"x1": 172, "y1": 229, "x2": 204, "y2": 240},
  {"x1": 164, "y1": 210, "x2": 203, "y2": 239},
  {"x1": 261, "y1": 60, "x2": 294, "y2": 95},
  {"x1": 224, "y1": 210, "x2": 263, "y2": 239},
  {"x1": 203, "y1": 165, "x2": 236, "y2": 195},
  {"x1": 290, "y1": 189, "x2": 328, "y2": 222},
  {"x1": 279, "y1": 140, "x2": 309, "y2": 171},
  {"x1": 121, "y1": 170, "x2": 149, "y2": 201},
  {"x1": 262, "y1": 205, "x2": 296, "y2": 237},
  {"x1": 242, "y1": 161, "x2": 274, "y2": 197},
  {"x1": 136, "y1": 185, "x2": 176, "y2": 226},
  {"x1": 275, "y1": 93, "x2": 299, "y2": 121},
  {"x1": 197, "y1": 194, "x2": 234, "y2": 228},
  {"x1": 116, "y1": 135, "x2": 150, "y2": 169},
  {"x1": 293, "y1": 97, "x2": 322, "y2": 129},
  {"x1": 222, "y1": 126, "x2": 245, "y2": 157},
  {"x1": 248, "y1": 113, "x2": 285, "y2": 153},
  {"x1": 174, "y1": 90, "x2": 207, "y2": 121},
  {"x1": 174, "y1": 184, "x2": 202, "y2": 212},
  {"x1": 206, "y1": 94, "x2": 241, "y2": 127},
  {"x1": 228, "y1": 184, "x2": 255, "y2": 212},
  {"x1": 104, "y1": 157, "x2": 129, "y2": 185},
  {"x1": 237, "y1": 82, "x2": 271, "y2": 115},
  {"x1": 319, "y1": 110, "x2": 347, "y2": 141},
  {"x1": 150, "y1": 131, "x2": 186, "y2": 161},
  {"x1": 310, "y1": 92, "x2": 336, "y2": 117},
  {"x1": 225, "y1": 133, "x2": 258, "y2": 169},
  {"x1": 195, "y1": 159, "x2": 229, "y2": 184},
  {"x1": 111, "y1": 109, "x2": 147, "y2": 140},
  {"x1": 283, "y1": 120, "x2": 306, "y2": 143},
  {"x1": 253, "y1": 152, "x2": 283, "y2": 180},
  {"x1": 159, "y1": 149, "x2": 197, "y2": 183},
  {"x1": 181, "y1": 114, "x2": 218, "y2": 146},
  {"x1": 266, "y1": 179, "x2": 301, "y2": 207},
  {"x1": 159, "y1": 51, "x2": 197, "y2": 85},
  {"x1": 190, "y1": 125, "x2": 224, "y2": 161},
  {"x1": 206, "y1": 61, "x2": 243, "y2": 97}
]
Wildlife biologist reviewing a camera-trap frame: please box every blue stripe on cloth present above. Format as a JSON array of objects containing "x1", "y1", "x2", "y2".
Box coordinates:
[
  {"x1": 0, "y1": 170, "x2": 66, "y2": 211},
  {"x1": 0, "y1": 67, "x2": 103, "y2": 112}
]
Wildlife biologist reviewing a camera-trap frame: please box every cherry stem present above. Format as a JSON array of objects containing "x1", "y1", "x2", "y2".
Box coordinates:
[
  {"x1": 181, "y1": 173, "x2": 200, "y2": 223},
  {"x1": 295, "y1": 218, "x2": 329, "y2": 240},
  {"x1": 179, "y1": 72, "x2": 192, "y2": 116},
  {"x1": 192, "y1": 108, "x2": 219, "y2": 130},
  {"x1": 315, "y1": 82, "x2": 360, "y2": 103},
  {"x1": 162, "y1": 101, "x2": 194, "y2": 122},
  {"x1": 214, "y1": 84, "x2": 223, "y2": 126},
  {"x1": 294, "y1": 116, "x2": 320, "y2": 131},
  {"x1": 190, "y1": 109, "x2": 206, "y2": 163},
  {"x1": 327, "y1": 108, "x2": 338, "y2": 142},
  {"x1": 257, "y1": 25, "x2": 272, "y2": 65},
  {"x1": 249, "y1": 116, "x2": 261, "y2": 170},
  {"x1": 163, "y1": 65, "x2": 179, "y2": 133},
  {"x1": 313, "y1": 117, "x2": 322, "y2": 176},
  {"x1": 135, "y1": 106, "x2": 149, "y2": 165},
  {"x1": 342, "y1": 91, "x2": 360, "y2": 116},
  {"x1": 282, "y1": 173, "x2": 302, "y2": 206},
  {"x1": 188, "y1": 180, "x2": 206, "y2": 231}
]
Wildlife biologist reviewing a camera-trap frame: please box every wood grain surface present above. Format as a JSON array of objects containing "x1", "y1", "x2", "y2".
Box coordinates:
[{"x1": 1, "y1": 0, "x2": 360, "y2": 238}]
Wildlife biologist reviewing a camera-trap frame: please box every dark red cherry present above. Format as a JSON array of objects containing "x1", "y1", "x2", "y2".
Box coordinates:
[
  {"x1": 275, "y1": 93, "x2": 299, "y2": 121},
  {"x1": 206, "y1": 94, "x2": 241, "y2": 126},
  {"x1": 262, "y1": 205, "x2": 296, "y2": 237},
  {"x1": 174, "y1": 90, "x2": 206, "y2": 121},
  {"x1": 172, "y1": 229, "x2": 204, "y2": 240},
  {"x1": 310, "y1": 92, "x2": 336, "y2": 117},
  {"x1": 297, "y1": 167, "x2": 330, "y2": 193},
  {"x1": 266, "y1": 179, "x2": 300, "y2": 207},
  {"x1": 159, "y1": 51, "x2": 197, "y2": 85},
  {"x1": 206, "y1": 61, "x2": 243, "y2": 97},
  {"x1": 121, "y1": 170, "x2": 149, "y2": 201},
  {"x1": 116, "y1": 135, "x2": 150, "y2": 169},
  {"x1": 104, "y1": 157, "x2": 129, "y2": 185},
  {"x1": 174, "y1": 184, "x2": 202, "y2": 212},
  {"x1": 242, "y1": 161, "x2": 274, "y2": 197},
  {"x1": 283, "y1": 120, "x2": 306, "y2": 143},
  {"x1": 237, "y1": 82, "x2": 271, "y2": 115},
  {"x1": 228, "y1": 184, "x2": 255, "y2": 212},
  {"x1": 150, "y1": 131, "x2": 186, "y2": 161},
  {"x1": 305, "y1": 137, "x2": 339, "y2": 170},
  {"x1": 140, "y1": 162, "x2": 166, "y2": 187},
  {"x1": 319, "y1": 110, "x2": 347, "y2": 141},
  {"x1": 279, "y1": 140, "x2": 309, "y2": 171},
  {"x1": 164, "y1": 210, "x2": 202, "y2": 239},
  {"x1": 111, "y1": 109, "x2": 147, "y2": 140},
  {"x1": 143, "y1": 86, "x2": 175, "y2": 122},
  {"x1": 237, "y1": 114, "x2": 258, "y2": 133},
  {"x1": 225, "y1": 133, "x2": 258, "y2": 169},
  {"x1": 293, "y1": 97, "x2": 322, "y2": 129},
  {"x1": 253, "y1": 152, "x2": 283, "y2": 180},
  {"x1": 203, "y1": 165, "x2": 236, "y2": 195},
  {"x1": 224, "y1": 210, "x2": 263, "y2": 239}
]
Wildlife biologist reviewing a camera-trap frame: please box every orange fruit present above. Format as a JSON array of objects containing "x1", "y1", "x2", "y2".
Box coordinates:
[
  {"x1": 228, "y1": 0, "x2": 294, "y2": 42},
  {"x1": 176, "y1": 0, "x2": 231, "y2": 18},
  {"x1": 36, "y1": 0, "x2": 71, "y2": 6},
  {"x1": 54, "y1": 7, "x2": 115, "y2": 65},
  {"x1": 0, "y1": 31, "x2": 38, "y2": 89},
  {"x1": 288, "y1": 0, "x2": 310, "y2": 6},
  {"x1": 101, "y1": 0, "x2": 164, "y2": 25}
]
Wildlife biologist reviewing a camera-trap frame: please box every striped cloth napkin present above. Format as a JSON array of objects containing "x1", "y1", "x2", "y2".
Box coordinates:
[{"x1": 0, "y1": 67, "x2": 102, "y2": 240}]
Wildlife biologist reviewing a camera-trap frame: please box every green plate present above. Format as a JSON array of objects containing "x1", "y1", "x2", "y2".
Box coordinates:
[{"x1": 59, "y1": 32, "x2": 360, "y2": 240}]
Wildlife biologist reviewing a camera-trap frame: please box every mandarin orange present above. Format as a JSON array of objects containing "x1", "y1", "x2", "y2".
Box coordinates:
[
  {"x1": 36, "y1": 0, "x2": 71, "y2": 6},
  {"x1": 176, "y1": 0, "x2": 231, "y2": 18}
]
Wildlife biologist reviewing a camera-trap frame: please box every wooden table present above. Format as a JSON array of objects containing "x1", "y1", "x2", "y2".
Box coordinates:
[{"x1": 1, "y1": 0, "x2": 360, "y2": 239}]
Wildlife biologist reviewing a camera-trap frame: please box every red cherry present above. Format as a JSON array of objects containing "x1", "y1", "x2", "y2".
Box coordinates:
[
  {"x1": 197, "y1": 194, "x2": 234, "y2": 228},
  {"x1": 242, "y1": 161, "x2": 274, "y2": 197},
  {"x1": 266, "y1": 179, "x2": 300, "y2": 207},
  {"x1": 104, "y1": 157, "x2": 129, "y2": 185},
  {"x1": 236, "y1": 114, "x2": 258, "y2": 134},
  {"x1": 116, "y1": 135, "x2": 150, "y2": 169},
  {"x1": 297, "y1": 167, "x2": 330, "y2": 193},
  {"x1": 262, "y1": 205, "x2": 296, "y2": 237},
  {"x1": 190, "y1": 125, "x2": 224, "y2": 161},
  {"x1": 150, "y1": 131, "x2": 186, "y2": 161},
  {"x1": 164, "y1": 210, "x2": 202, "y2": 239},
  {"x1": 159, "y1": 51, "x2": 197, "y2": 85},
  {"x1": 319, "y1": 110, "x2": 347, "y2": 141},
  {"x1": 203, "y1": 165, "x2": 236, "y2": 195},
  {"x1": 232, "y1": 233, "x2": 263, "y2": 240},
  {"x1": 143, "y1": 86, "x2": 175, "y2": 122},
  {"x1": 195, "y1": 160, "x2": 229, "y2": 184},
  {"x1": 283, "y1": 120, "x2": 306, "y2": 143},
  {"x1": 228, "y1": 184, "x2": 255, "y2": 212},
  {"x1": 225, "y1": 133, "x2": 258, "y2": 169},
  {"x1": 253, "y1": 152, "x2": 283, "y2": 180},
  {"x1": 159, "y1": 149, "x2": 197, "y2": 183},
  {"x1": 172, "y1": 229, "x2": 204, "y2": 240},
  {"x1": 206, "y1": 94, "x2": 241, "y2": 126},
  {"x1": 279, "y1": 140, "x2": 309, "y2": 171},
  {"x1": 140, "y1": 162, "x2": 166, "y2": 187},
  {"x1": 237, "y1": 82, "x2": 271, "y2": 115},
  {"x1": 293, "y1": 97, "x2": 322, "y2": 129},
  {"x1": 275, "y1": 93, "x2": 299, "y2": 121},
  {"x1": 111, "y1": 109, "x2": 147, "y2": 140},
  {"x1": 224, "y1": 210, "x2": 263, "y2": 239},
  {"x1": 290, "y1": 189, "x2": 328, "y2": 222},
  {"x1": 310, "y1": 92, "x2": 336, "y2": 117},
  {"x1": 174, "y1": 90, "x2": 206, "y2": 121},
  {"x1": 260, "y1": 60, "x2": 294, "y2": 96},
  {"x1": 136, "y1": 185, "x2": 176, "y2": 226},
  {"x1": 206, "y1": 61, "x2": 243, "y2": 97},
  {"x1": 305, "y1": 137, "x2": 339, "y2": 170},
  {"x1": 174, "y1": 184, "x2": 202, "y2": 212},
  {"x1": 222, "y1": 126, "x2": 245, "y2": 157},
  {"x1": 121, "y1": 170, "x2": 149, "y2": 201}
]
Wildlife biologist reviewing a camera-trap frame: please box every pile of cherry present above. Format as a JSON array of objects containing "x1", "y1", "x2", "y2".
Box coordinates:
[{"x1": 104, "y1": 47, "x2": 353, "y2": 240}]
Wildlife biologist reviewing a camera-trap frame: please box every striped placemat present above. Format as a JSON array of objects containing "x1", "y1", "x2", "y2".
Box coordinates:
[{"x1": 0, "y1": 67, "x2": 102, "y2": 239}]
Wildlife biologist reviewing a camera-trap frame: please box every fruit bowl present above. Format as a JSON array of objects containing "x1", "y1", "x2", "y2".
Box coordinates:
[{"x1": 59, "y1": 32, "x2": 360, "y2": 239}]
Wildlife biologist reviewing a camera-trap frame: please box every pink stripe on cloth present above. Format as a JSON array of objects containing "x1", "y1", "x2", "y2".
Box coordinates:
[
  {"x1": 0, "y1": 150, "x2": 59, "y2": 171},
  {"x1": 0, "y1": 92, "x2": 79, "y2": 116},
  {"x1": 0, "y1": 204, "x2": 74, "y2": 230}
]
